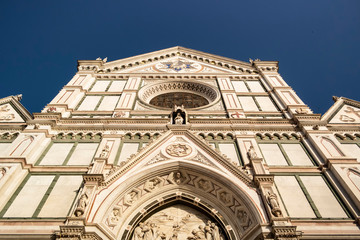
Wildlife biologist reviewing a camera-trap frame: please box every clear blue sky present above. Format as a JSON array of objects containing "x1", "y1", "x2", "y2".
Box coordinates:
[{"x1": 1, "y1": 1, "x2": 359, "y2": 114}]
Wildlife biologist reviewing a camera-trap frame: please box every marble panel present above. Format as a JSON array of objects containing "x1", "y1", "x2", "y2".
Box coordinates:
[
  {"x1": 256, "y1": 96, "x2": 278, "y2": 112},
  {"x1": 282, "y1": 144, "x2": 313, "y2": 166},
  {"x1": 259, "y1": 144, "x2": 288, "y2": 166},
  {"x1": 238, "y1": 96, "x2": 258, "y2": 111},
  {"x1": 300, "y1": 176, "x2": 347, "y2": 218},
  {"x1": 97, "y1": 96, "x2": 120, "y2": 111},
  {"x1": 275, "y1": 176, "x2": 316, "y2": 218},
  {"x1": 90, "y1": 81, "x2": 110, "y2": 92},
  {"x1": 40, "y1": 143, "x2": 73, "y2": 165},
  {"x1": 4, "y1": 175, "x2": 55, "y2": 217},
  {"x1": 118, "y1": 143, "x2": 139, "y2": 164},
  {"x1": 67, "y1": 143, "x2": 98, "y2": 165},
  {"x1": 38, "y1": 175, "x2": 83, "y2": 217},
  {"x1": 108, "y1": 81, "x2": 126, "y2": 92},
  {"x1": 247, "y1": 81, "x2": 265, "y2": 92},
  {"x1": 218, "y1": 143, "x2": 239, "y2": 164},
  {"x1": 78, "y1": 96, "x2": 101, "y2": 111},
  {"x1": 231, "y1": 81, "x2": 248, "y2": 92}
]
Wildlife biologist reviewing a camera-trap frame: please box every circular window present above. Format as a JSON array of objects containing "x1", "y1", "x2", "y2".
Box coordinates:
[{"x1": 138, "y1": 81, "x2": 220, "y2": 110}]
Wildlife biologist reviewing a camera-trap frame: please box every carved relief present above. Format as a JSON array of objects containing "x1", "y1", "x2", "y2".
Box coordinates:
[
  {"x1": 124, "y1": 190, "x2": 140, "y2": 206},
  {"x1": 0, "y1": 105, "x2": 15, "y2": 121},
  {"x1": 130, "y1": 205, "x2": 226, "y2": 240},
  {"x1": 74, "y1": 193, "x2": 88, "y2": 217},
  {"x1": 247, "y1": 146, "x2": 258, "y2": 160},
  {"x1": 166, "y1": 144, "x2": 192, "y2": 157},
  {"x1": 266, "y1": 191, "x2": 282, "y2": 217},
  {"x1": 144, "y1": 177, "x2": 162, "y2": 192},
  {"x1": 104, "y1": 171, "x2": 254, "y2": 233}
]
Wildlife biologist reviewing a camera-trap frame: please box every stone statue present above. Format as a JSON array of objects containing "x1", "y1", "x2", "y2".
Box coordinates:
[
  {"x1": 247, "y1": 146, "x2": 258, "y2": 160},
  {"x1": 74, "y1": 193, "x2": 88, "y2": 217},
  {"x1": 132, "y1": 222, "x2": 144, "y2": 240},
  {"x1": 100, "y1": 144, "x2": 110, "y2": 158},
  {"x1": 174, "y1": 113, "x2": 184, "y2": 125},
  {"x1": 266, "y1": 191, "x2": 282, "y2": 217}
]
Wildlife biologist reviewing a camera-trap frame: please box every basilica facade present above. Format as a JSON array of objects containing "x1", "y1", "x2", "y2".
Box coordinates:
[{"x1": 0, "y1": 47, "x2": 359, "y2": 240}]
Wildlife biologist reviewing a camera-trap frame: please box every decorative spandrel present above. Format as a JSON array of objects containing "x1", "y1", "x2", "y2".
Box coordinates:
[
  {"x1": 131, "y1": 204, "x2": 226, "y2": 240},
  {"x1": 149, "y1": 93, "x2": 209, "y2": 109}
]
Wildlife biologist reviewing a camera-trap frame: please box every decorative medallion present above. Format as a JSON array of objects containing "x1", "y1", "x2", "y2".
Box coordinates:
[
  {"x1": 166, "y1": 143, "x2": 192, "y2": 157},
  {"x1": 154, "y1": 59, "x2": 202, "y2": 73}
]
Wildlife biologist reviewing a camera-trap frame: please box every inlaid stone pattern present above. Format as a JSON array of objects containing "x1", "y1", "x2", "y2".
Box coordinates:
[{"x1": 330, "y1": 105, "x2": 360, "y2": 123}]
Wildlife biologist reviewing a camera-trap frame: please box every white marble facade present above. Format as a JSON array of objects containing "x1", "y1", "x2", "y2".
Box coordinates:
[{"x1": 0, "y1": 47, "x2": 359, "y2": 240}]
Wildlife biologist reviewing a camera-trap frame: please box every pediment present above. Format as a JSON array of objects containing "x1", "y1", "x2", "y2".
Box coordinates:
[
  {"x1": 121, "y1": 57, "x2": 239, "y2": 74},
  {"x1": 104, "y1": 130, "x2": 252, "y2": 186},
  {"x1": 324, "y1": 97, "x2": 360, "y2": 124},
  {"x1": 0, "y1": 95, "x2": 32, "y2": 123},
  {"x1": 91, "y1": 46, "x2": 256, "y2": 74}
]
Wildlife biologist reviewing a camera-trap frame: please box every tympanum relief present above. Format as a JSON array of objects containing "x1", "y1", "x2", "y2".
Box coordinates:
[{"x1": 131, "y1": 205, "x2": 226, "y2": 240}]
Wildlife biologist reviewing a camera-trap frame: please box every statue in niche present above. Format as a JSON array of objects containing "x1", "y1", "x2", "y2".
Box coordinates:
[
  {"x1": 266, "y1": 191, "x2": 282, "y2": 217},
  {"x1": 175, "y1": 113, "x2": 184, "y2": 125},
  {"x1": 74, "y1": 193, "x2": 88, "y2": 217},
  {"x1": 171, "y1": 105, "x2": 187, "y2": 125},
  {"x1": 247, "y1": 146, "x2": 258, "y2": 160},
  {"x1": 100, "y1": 144, "x2": 110, "y2": 158}
]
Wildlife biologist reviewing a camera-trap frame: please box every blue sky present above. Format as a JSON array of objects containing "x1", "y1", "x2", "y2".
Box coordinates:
[{"x1": 1, "y1": 1, "x2": 359, "y2": 114}]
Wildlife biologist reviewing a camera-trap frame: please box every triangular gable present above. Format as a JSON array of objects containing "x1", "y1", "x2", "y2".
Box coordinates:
[
  {"x1": 0, "y1": 95, "x2": 33, "y2": 123},
  {"x1": 105, "y1": 129, "x2": 252, "y2": 186},
  {"x1": 125, "y1": 57, "x2": 238, "y2": 74},
  {"x1": 323, "y1": 96, "x2": 360, "y2": 124},
  {"x1": 93, "y1": 46, "x2": 256, "y2": 74}
]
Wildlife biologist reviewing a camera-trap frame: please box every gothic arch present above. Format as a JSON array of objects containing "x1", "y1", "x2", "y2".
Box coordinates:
[{"x1": 90, "y1": 162, "x2": 265, "y2": 240}]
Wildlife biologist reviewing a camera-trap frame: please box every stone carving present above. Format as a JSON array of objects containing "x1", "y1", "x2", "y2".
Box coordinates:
[
  {"x1": 131, "y1": 205, "x2": 225, "y2": 240},
  {"x1": 147, "y1": 153, "x2": 170, "y2": 165},
  {"x1": 0, "y1": 105, "x2": 15, "y2": 121},
  {"x1": 192, "y1": 153, "x2": 211, "y2": 165},
  {"x1": 108, "y1": 208, "x2": 121, "y2": 227},
  {"x1": 0, "y1": 167, "x2": 9, "y2": 180},
  {"x1": 46, "y1": 107, "x2": 57, "y2": 113},
  {"x1": 197, "y1": 179, "x2": 212, "y2": 192},
  {"x1": 144, "y1": 178, "x2": 162, "y2": 192},
  {"x1": 99, "y1": 144, "x2": 110, "y2": 158},
  {"x1": 124, "y1": 190, "x2": 139, "y2": 206},
  {"x1": 266, "y1": 191, "x2": 282, "y2": 217},
  {"x1": 295, "y1": 108, "x2": 308, "y2": 114},
  {"x1": 74, "y1": 193, "x2": 88, "y2": 217},
  {"x1": 174, "y1": 113, "x2": 184, "y2": 125},
  {"x1": 155, "y1": 60, "x2": 202, "y2": 73},
  {"x1": 105, "y1": 171, "x2": 253, "y2": 233},
  {"x1": 247, "y1": 146, "x2": 258, "y2": 160},
  {"x1": 166, "y1": 144, "x2": 192, "y2": 157},
  {"x1": 113, "y1": 111, "x2": 129, "y2": 118},
  {"x1": 168, "y1": 171, "x2": 184, "y2": 185}
]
